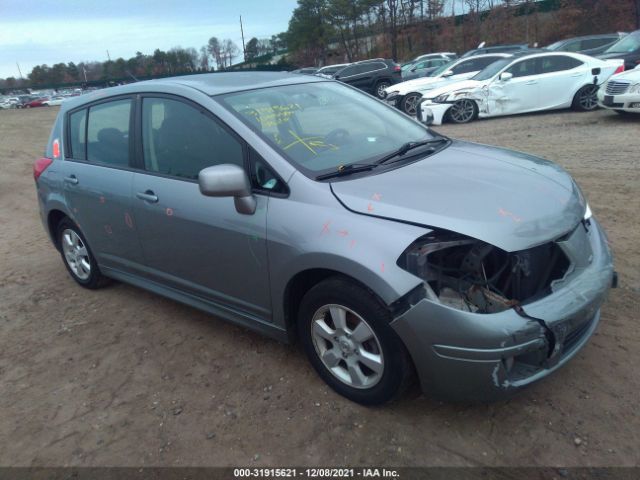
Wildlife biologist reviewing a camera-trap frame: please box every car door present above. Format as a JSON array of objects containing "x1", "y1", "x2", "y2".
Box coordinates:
[
  {"x1": 486, "y1": 57, "x2": 541, "y2": 116},
  {"x1": 131, "y1": 94, "x2": 272, "y2": 321},
  {"x1": 536, "y1": 55, "x2": 587, "y2": 109},
  {"x1": 61, "y1": 96, "x2": 144, "y2": 274}
]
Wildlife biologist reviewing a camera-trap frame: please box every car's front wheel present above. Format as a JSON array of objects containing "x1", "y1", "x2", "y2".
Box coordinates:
[
  {"x1": 57, "y1": 218, "x2": 110, "y2": 289},
  {"x1": 447, "y1": 99, "x2": 478, "y2": 124},
  {"x1": 298, "y1": 277, "x2": 413, "y2": 405},
  {"x1": 401, "y1": 93, "x2": 422, "y2": 116}
]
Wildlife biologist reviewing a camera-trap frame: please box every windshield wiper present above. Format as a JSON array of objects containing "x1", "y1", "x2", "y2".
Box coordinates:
[
  {"x1": 315, "y1": 163, "x2": 379, "y2": 181},
  {"x1": 376, "y1": 138, "x2": 448, "y2": 165}
]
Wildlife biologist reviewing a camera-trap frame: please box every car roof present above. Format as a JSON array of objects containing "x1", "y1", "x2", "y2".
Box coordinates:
[{"x1": 553, "y1": 32, "x2": 625, "y2": 43}]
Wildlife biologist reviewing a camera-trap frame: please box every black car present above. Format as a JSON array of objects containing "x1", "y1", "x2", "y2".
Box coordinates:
[
  {"x1": 332, "y1": 59, "x2": 401, "y2": 98},
  {"x1": 546, "y1": 33, "x2": 627, "y2": 56},
  {"x1": 460, "y1": 43, "x2": 528, "y2": 58},
  {"x1": 598, "y1": 30, "x2": 640, "y2": 71}
]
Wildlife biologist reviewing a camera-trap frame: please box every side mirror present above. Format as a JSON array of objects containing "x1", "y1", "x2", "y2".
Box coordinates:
[
  {"x1": 411, "y1": 66, "x2": 417, "y2": 72},
  {"x1": 442, "y1": 70, "x2": 454, "y2": 78},
  {"x1": 334, "y1": 74, "x2": 340, "y2": 80},
  {"x1": 499, "y1": 72, "x2": 513, "y2": 82},
  {"x1": 415, "y1": 99, "x2": 434, "y2": 126},
  {"x1": 198, "y1": 164, "x2": 256, "y2": 215}
]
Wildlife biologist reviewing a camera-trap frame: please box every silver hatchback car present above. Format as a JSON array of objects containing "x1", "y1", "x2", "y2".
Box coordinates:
[{"x1": 35, "y1": 72, "x2": 615, "y2": 404}]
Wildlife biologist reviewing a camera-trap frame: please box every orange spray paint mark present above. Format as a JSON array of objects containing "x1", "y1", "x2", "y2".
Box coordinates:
[
  {"x1": 166, "y1": 208, "x2": 174, "y2": 217},
  {"x1": 367, "y1": 203, "x2": 374, "y2": 212},
  {"x1": 320, "y1": 220, "x2": 331, "y2": 235},
  {"x1": 52, "y1": 139, "x2": 60, "y2": 159},
  {"x1": 124, "y1": 212, "x2": 134, "y2": 229}
]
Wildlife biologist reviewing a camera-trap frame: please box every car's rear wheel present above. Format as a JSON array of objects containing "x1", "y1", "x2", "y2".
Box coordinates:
[
  {"x1": 401, "y1": 93, "x2": 422, "y2": 116},
  {"x1": 57, "y1": 218, "x2": 109, "y2": 289},
  {"x1": 447, "y1": 99, "x2": 478, "y2": 124},
  {"x1": 298, "y1": 276, "x2": 413, "y2": 405},
  {"x1": 573, "y1": 84, "x2": 599, "y2": 111},
  {"x1": 375, "y1": 81, "x2": 392, "y2": 99}
]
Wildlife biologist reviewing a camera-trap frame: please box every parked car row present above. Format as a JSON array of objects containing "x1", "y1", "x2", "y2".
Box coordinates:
[{"x1": 380, "y1": 30, "x2": 640, "y2": 123}]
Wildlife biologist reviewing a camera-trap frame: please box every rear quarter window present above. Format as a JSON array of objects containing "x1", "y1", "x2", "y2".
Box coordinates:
[{"x1": 68, "y1": 109, "x2": 87, "y2": 160}]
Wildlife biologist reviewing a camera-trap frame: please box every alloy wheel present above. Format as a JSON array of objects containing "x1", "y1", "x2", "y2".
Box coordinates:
[
  {"x1": 449, "y1": 99, "x2": 476, "y2": 123},
  {"x1": 579, "y1": 85, "x2": 599, "y2": 110},
  {"x1": 376, "y1": 82, "x2": 391, "y2": 99},
  {"x1": 403, "y1": 94, "x2": 421, "y2": 116},
  {"x1": 62, "y1": 229, "x2": 91, "y2": 280},
  {"x1": 310, "y1": 304, "x2": 384, "y2": 389}
]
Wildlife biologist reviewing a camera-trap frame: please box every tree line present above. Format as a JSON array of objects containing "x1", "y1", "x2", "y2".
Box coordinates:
[
  {"x1": 285, "y1": 0, "x2": 640, "y2": 66},
  {"x1": 0, "y1": 34, "x2": 287, "y2": 90}
]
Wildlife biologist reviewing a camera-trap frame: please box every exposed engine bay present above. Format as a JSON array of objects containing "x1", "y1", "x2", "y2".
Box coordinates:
[{"x1": 401, "y1": 231, "x2": 571, "y2": 313}]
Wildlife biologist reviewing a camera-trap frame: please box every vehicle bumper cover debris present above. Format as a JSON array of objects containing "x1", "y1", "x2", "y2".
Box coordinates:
[{"x1": 390, "y1": 218, "x2": 614, "y2": 402}]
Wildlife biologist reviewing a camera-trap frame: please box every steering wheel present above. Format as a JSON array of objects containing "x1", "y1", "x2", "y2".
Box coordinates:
[{"x1": 325, "y1": 128, "x2": 351, "y2": 146}]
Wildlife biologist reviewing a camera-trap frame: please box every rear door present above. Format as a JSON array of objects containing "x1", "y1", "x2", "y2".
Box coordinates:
[
  {"x1": 131, "y1": 94, "x2": 272, "y2": 321},
  {"x1": 62, "y1": 97, "x2": 144, "y2": 273},
  {"x1": 536, "y1": 55, "x2": 587, "y2": 109},
  {"x1": 487, "y1": 57, "x2": 541, "y2": 116}
]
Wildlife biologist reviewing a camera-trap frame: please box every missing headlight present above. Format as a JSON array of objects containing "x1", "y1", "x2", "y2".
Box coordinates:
[{"x1": 398, "y1": 231, "x2": 571, "y2": 313}]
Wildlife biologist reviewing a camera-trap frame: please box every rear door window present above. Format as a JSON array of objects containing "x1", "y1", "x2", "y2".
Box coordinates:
[
  {"x1": 540, "y1": 55, "x2": 583, "y2": 73},
  {"x1": 86, "y1": 99, "x2": 132, "y2": 167}
]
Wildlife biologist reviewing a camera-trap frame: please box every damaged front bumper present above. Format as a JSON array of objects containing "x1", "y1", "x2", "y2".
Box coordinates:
[
  {"x1": 390, "y1": 218, "x2": 615, "y2": 402},
  {"x1": 418, "y1": 100, "x2": 451, "y2": 125}
]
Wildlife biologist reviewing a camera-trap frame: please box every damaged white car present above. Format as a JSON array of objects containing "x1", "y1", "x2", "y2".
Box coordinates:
[
  {"x1": 383, "y1": 54, "x2": 512, "y2": 116},
  {"x1": 417, "y1": 51, "x2": 625, "y2": 125}
]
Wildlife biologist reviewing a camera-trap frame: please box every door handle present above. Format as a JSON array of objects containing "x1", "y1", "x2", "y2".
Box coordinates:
[
  {"x1": 64, "y1": 175, "x2": 78, "y2": 185},
  {"x1": 136, "y1": 190, "x2": 158, "y2": 203},
  {"x1": 525, "y1": 80, "x2": 538, "y2": 85}
]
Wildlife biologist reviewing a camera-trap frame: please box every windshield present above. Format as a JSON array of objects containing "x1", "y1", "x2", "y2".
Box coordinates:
[
  {"x1": 546, "y1": 40, "x2": 563, "y2": 50},
  {"x1": 472, "y1": 58, "x2": 513, "y2": 81},
  {"x1": 219, "y1": 82, "x2": 433, "y2": 177},
  {"x1": 430, "y1": 59, "x2": 457, "y2": 77},
  {"x1": 605, "y1": 33, "x2": 640, "y2": 54}
]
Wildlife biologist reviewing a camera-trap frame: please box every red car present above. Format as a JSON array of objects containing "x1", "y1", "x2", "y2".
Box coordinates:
[{"x1": 23, "y1": 97, "x2": 48, "y2": 108}]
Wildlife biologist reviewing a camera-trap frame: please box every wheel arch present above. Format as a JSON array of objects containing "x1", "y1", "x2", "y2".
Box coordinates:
[
  {"x1": 282, "y1": 268, "x2": 392, "y2": 343},
  {"x1": 47, "y1": 209, "x2": 69, "y2": 251}
]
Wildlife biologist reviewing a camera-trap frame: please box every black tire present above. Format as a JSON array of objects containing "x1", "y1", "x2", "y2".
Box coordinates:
[
  {"x1": 297, "y1": 276, "x2": 413, "y2": 405},
  {"x1": 400, "y1": 92, "x2": 422, "y2": 116},
  {"x1": 572, "y1": 84, "x2": 599, "y2": 111},
  {"x1": 446, "y1": 99, "x2": 478, "y2": 124},
  {"x1": 57, "y1": 218, "x2": 110, "y2": 289},
  {"x1": 374, "y1": 80, "x2": 392, "y2": 99}
]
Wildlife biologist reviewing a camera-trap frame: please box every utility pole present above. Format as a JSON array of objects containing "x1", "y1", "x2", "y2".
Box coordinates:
[
  {"x1": 240, "y1": 15, "x2": 247, "y2": 61},
  {"x1": 16, "y1": 62, "x2": 23, "y2": 79},
  {"x1": 106, "y1": 50, "x2": 111, "y2": 61}
]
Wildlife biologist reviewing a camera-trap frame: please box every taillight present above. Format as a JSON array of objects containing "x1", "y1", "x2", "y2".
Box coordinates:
[
  {"x1": 393, "y1": 65, "x2": 401, "y2": 72},
  {"x1": 34, "y1": 157, "x2": 53, "y2": 181},
  {"x1": 613, "y1": 64, "x2": 625, "y2": 75}
]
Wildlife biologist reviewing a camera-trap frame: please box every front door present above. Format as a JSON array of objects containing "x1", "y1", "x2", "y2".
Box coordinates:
[
  {"x1": 487, "y1": 57, "x2": 541, "y2": 116},
  {"x1": 131, "y1": 95, "x2": 271, "y2": 320}
]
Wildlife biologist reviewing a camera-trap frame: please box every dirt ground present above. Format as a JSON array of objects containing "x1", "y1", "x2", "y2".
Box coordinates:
[{"x1": 0, "y1": 106, "x2": 638, "y2": 468}]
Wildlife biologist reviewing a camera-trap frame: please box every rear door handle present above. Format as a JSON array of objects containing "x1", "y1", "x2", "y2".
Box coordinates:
[
  {"x1": 136, "y1": 190, "x2": 158, "y2": 203},
  {"x1": 525, "y1": 80, "x2": 538, "y2": 85},
  {"x1": 64, "y1": 175, "x2": 78, "y2": 185}
]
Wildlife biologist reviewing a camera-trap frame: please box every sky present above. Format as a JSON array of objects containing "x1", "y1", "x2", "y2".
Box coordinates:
[{"x1": 0, "y1": 0, "x2": 299, "y2": 79}]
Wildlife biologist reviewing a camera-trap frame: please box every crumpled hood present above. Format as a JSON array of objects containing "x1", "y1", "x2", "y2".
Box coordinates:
[
  {"x1": 331, "y1": 140, "x2": 585, "y2": 252},
  {"x1": 421, "y1": 79, "x2": 484, "y2": 99}
]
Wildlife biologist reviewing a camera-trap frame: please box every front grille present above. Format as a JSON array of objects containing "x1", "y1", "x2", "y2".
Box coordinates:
[{"x1": 605, "y1": 81, "x2": 630, "y2": 95}]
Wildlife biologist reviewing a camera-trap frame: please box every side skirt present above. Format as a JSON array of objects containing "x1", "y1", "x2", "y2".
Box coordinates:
[{"x1": 101, "y1": 266, "x2": 289, "y2": 343}]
